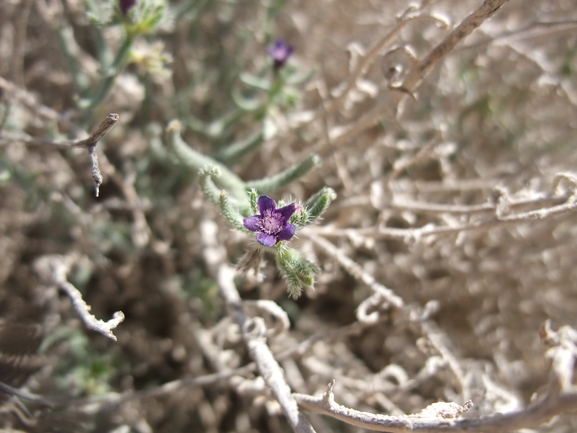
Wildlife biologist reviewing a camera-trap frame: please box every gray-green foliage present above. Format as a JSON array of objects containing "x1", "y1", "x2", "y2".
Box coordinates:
[{"x1": 167, "y1": 124, "x2": 334, "y2": 297}]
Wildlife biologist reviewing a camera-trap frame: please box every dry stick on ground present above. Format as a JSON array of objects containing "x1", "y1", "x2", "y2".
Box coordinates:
[
  {"x1": 199, "y1": 218, "x2": 316, "y2": 433},
  {"x1": 294, "y1": 323, "x2": 577, "y2": 432},
  {"x1": 399, "y1": 177, "x2": 502, "y2": 194},
  {"x1": 33, "y1": 254, "x2": 125, "y2": 341},
  {"x1": 323, "y1": 177, "x2": 507, "y2": 217},
  {"x1": 388, "y1": 195, "x2": 569, "y2": 216}
]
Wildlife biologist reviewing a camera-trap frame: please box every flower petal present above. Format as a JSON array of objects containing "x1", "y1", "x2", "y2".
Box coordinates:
[
  {"x1": 243, "y1": 215, "x2": 262, "y2": 232},
  {"x1": 268, "y1": 40, "x2": 283, "y2": 55},
  {"x1": 120, "y1": 0, "x2": 137, "y2": 15},
  {"x1": 277, "y1": 223, "x2": 296, "y2": 241},
  {"x1": 276, "y1": 203, "x2": 296, "y2": 222},
  {"x1": 267, "y1": 40, "x2": 294, "y2": 70},
  {"x1": 257, "y1": 233, "x2": 277, "y2": 247},
  {"x1": 258, "y1": 195, "x2": 276, "y2": 214}
]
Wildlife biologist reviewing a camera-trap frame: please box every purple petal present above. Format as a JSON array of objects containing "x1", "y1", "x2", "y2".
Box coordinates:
[
  {"x1": 243, "y1": 215, "x2": 262, "y2": 232},
  {"x1": 276, "y1": 203, "x2": 296, "y2": 222},
  {"x1": 120, "y1": 0, "x2": 137, "y2": 15},
  {"x1": 257, "y1": 196, "x2": 276, "y2": 214},
  {"x1": 267, "y1": 40, "x2": 286, "y2": 57},
  {"x1": 257, "y1": 233, "x2": 277, "y2": 247},
  {"x1": 266, "y1": 45, "x2": 278, "y2": 57},
  {"x1": 267, "y1": 39, "x2": 294, "y2": 66},
  {"x1": 277, "y1": 223, "x2": 296, "y2": 241}
]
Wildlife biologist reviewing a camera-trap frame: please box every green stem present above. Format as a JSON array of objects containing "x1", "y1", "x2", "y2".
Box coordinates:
[
  {"x1": 166, "y1": 120, "x2": 250, "y2": 210},
  {"x1": 246, "y1": 154, "x2": 321, "y2": 193},
  {"x1": 57, "y1": 25, "x2": 90, "y2": 95},
  {"x1": 199, "y1": 167, "x2": 224, "y2": 206},
  {"x1": 219, "y1": 191, "x2": 248, "y2": 232},
  {"x1": 304, "y1": 187, "x2": 337, "y2": 224},
  {"x1": 213, "y1": 131, "x2": 264, "y2": 163},
  {"x1": 80, "y1": 34, "x2": 134, "y2": 114}
]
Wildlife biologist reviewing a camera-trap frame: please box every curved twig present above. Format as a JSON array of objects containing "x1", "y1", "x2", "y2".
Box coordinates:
[{"x1": 33, "y1": 254, "x2": 124, "y2": 341}]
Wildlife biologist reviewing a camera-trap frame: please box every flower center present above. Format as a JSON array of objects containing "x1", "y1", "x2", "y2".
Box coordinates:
[{"x1": 259, "y1": 209, "x2": 283, "y2": 235}]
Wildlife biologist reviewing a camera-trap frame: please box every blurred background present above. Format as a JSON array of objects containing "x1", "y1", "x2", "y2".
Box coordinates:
[{"x1": 1, "y1": 0, "x2": 577, "y2": 431}]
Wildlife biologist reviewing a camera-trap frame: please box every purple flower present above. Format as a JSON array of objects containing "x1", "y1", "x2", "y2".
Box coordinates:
[
  {"x1": 120, "y1": 0, "x2": 137, "y2": 15},
  {"x1": 243, "y1": 196, "x2": 297, "y2": 246},
  {"x1": 267, "y1": 39, "x2": 294, "y2": 71}
]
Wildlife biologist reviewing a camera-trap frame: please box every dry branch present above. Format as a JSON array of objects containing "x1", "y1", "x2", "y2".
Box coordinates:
[
  {"x1": 309, "y1": 177, "x2": 577, "y2": 241},
  {"x1": 33, "y1": 254, "x2": 124, "y2": 341},
  {"x1": 0, "y1": 111, "x2": 119, "y2": 196},
  {"x1": 295, "y1": 322, "x2": 577, "y2": 432},
  {"x1": 306, "y1": 0, "x2": 512, "y2": 159},
  {"x1": 73, "y1": 113, "x2": 119, "y2": 197}
]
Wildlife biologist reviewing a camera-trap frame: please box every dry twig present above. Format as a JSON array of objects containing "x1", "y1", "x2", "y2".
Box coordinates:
[
  {"x1": 305, "y1": 0, "x2": 512, "y2": 160},
  {"x1": 33, "y1": 254, "x2": 124, "y2": 341},
  {"x1": 309, "y1": 179, "x2": 577, "y2": 241},
  {"x1": 73, "y1": 113, "x2": 119, "y2": 197},
  {"x1": 294, "y1": 322, "x2": 577, "y2": 432}
]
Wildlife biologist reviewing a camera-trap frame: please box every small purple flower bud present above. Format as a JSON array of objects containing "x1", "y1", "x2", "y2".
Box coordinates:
[
  {"x1": 120, "y1": 0, "x2": 137, "y2": 16},
  {"x1": 243, "y1": 196, "x2": 297, "y2": 246},
  {"x1": 266, "y1": 39, "x2": 294, "y2": 71}
]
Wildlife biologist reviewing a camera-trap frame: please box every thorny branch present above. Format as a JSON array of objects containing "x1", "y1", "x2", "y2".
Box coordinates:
[{"x1": 33, "y1": 254, "x2": 124, "y2": 341}]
